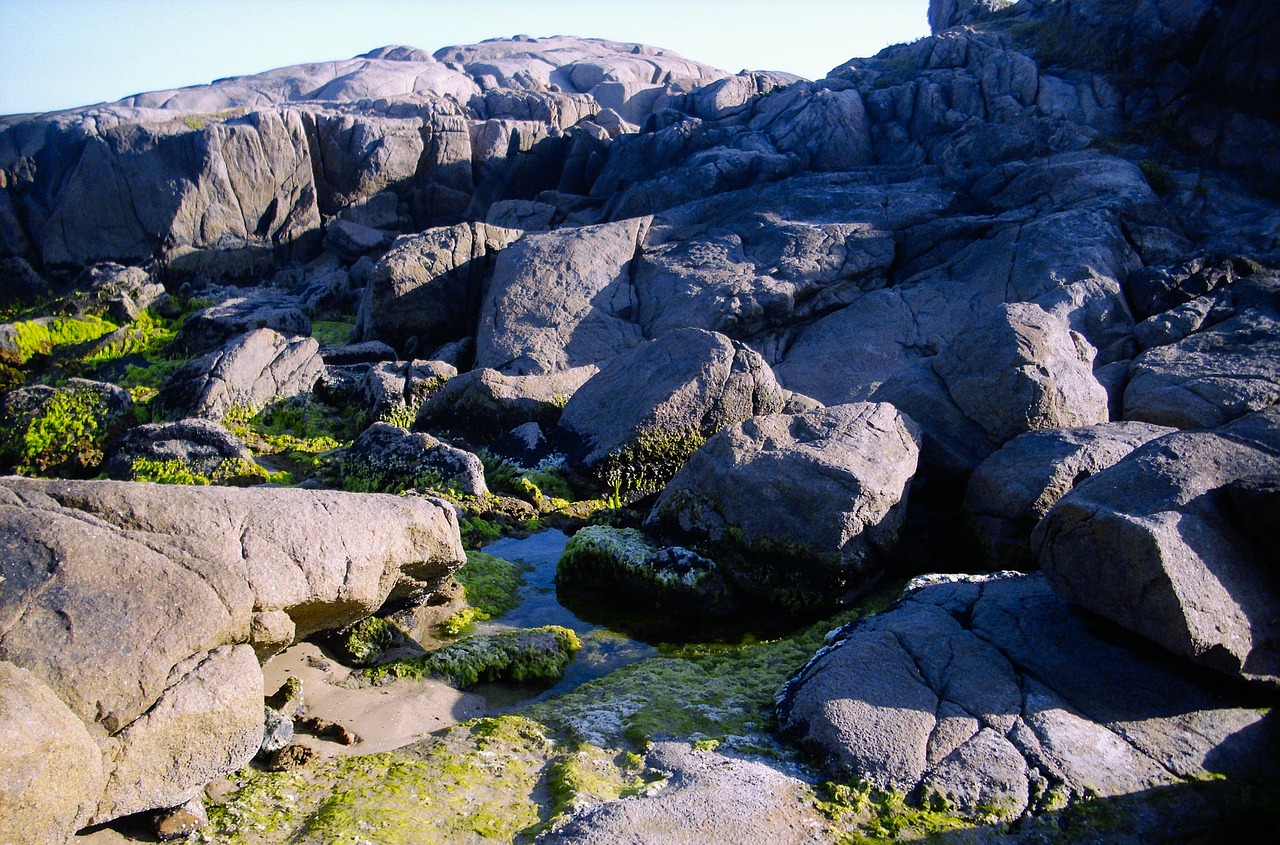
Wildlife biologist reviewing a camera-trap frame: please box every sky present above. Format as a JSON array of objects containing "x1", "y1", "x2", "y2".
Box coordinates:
[{"x1": 0, "y1": 0, "x2": 931, "y2": 116}]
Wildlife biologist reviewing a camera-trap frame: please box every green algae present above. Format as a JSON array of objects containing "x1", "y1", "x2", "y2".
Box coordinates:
[
  {"x1": 359, "y1": 626, "x2": 582, "y2": 689},
  {"x1": 443, "y1": 549, "x2": 531, "y2": 635}
]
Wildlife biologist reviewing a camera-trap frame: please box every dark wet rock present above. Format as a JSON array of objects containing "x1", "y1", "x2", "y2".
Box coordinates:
[
  {"x1": 156, "y1": 328, "x2": 323, "y2": 421},
  {"x1": 362, "y1": 625, "x2": 581, "y2": 689},
  {"x1": 778, "y1": 572, "x2": 1279, "y2": 822},
  {"x1": 338, "y1": 421, "x2": 487, "y2": 496},
  {"x1": 319, "y1": 340, "x2": 397, "y2": 365},
  {"x1": 1123, "y1": 311, "x2": 1280, "y2": 429},
  {"x1": 0, "y1": 378, "x2": 133, "y2": 477},
  {"x1": 558, "y1": 525, "x2": 734, "y2": 616},
  {"x1": 1124, "y1": 256, "x2": 1238, "y2": 322},
  {"x1": 475, "y1": 217, "x2": 649, "y2": 375},
  {"x1": 171, "y1": 289, "x2": 312, "y2": 357},
  {"x1": 490, "y1": 421, "x2": 551, "y2": 468},
  {"x1": 647, "y1": 402, "x2": 920, "y2": 611},
  {"x1": 105, "y1": 417, "x2": 261, "y2": 484},
  {"x1": 536, "y1": 741, "x2": 828, "y2": 845},
  {"x1": 0, "y1": 257, "x2": 48, "y2": 309},
  {"x1": 963, "y1": 421, "x2": 1175, "y2": 570},
  {"x1": 416, "y1": 365, "x2": 596, "y2": 440},
  {"x1": 1035, "y1": 407, "x2": 1280, "y2": 688},
  {"x1": 556, "y1": 328, "x2": 785, "y2": 491},
  {"x1": 357, "y1": 222, "x2": 522, "y2": 357}
]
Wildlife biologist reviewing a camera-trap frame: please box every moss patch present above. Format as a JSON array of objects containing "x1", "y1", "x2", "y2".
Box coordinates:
[
  {"x1": 359, "y1": 626, "x2": 582, "y2": 689},
  {"x1": 0, "y1": 384, "x2": 120, "y2": 476},
  {"x1": 594, "y1": 427, "x2": 706, "y2": 497}
]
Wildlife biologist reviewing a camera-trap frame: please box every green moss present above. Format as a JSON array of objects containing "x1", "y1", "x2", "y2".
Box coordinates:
[
  {"x1": 80, "y1": 309, "x2": 178, "y2": 366},
  {"x1": 6, "y1": 314, "x2": 118, "y2": 364},
  {"x1": 128, "y1": 457, "x2": 209, "y2": 485},
  {"x1": 310, "y1": 318, "x2": 356, "y2": 348},
  {"x1": 815, "y1": 780, "x2": 972, "y2": 844},
  {"x1": 360, "y1": 625, "x2": 582, "y2": 689},
  {"x1": 334, "y1": 616, "x2": 397, "y2": 666},
  {"x1": 460, "y1": 515, "x2": 504, "y2": 548},
  {"x1": 594, "y1": 427, "x2": 706, "y2": 496},
  {"x1": 1, "y1": 385, "x2": 115, "y2": 476},
  {"x1": 224, "y1": 396, "x2": 356, "y2": 484},
  {"x1": 456, "y1": 550, "x2": 529, "y2": 619}
]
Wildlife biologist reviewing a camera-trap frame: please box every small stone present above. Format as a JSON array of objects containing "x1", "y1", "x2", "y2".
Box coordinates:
[
  {"x1": 151, "y1": 796, "x2": 207, "y2": 840},
  {"x1": 298, "y1": 715, "x2": 360, "y2": 745},
  {"x1": 265, "y1": 676, "x2": 304, "y2": 717},
  {"x1": 266, "y1": 743, "x2": 317, "y2": 772},
  {"x1": 260, "y1": 707, "x2": 294, "y2": 755}
]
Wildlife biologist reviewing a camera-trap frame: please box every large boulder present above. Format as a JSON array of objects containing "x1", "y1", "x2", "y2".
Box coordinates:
[
  {"x1": 356, "y1": 222, "x2": 522, "y2": 357},
  {"x1": 556, "y1": 328, "x2": 785, "y2": 492},
  {"x1": 0, "y1": 378, "x2": 134, "y2": 477},
  {"x1": 962, "y1": 421, "x2": 1175, "y2": 569},
  {"x1": 1123, "y1": 311, "x2": 1280, "y2": 429},
  {"x1": 1034, "y1": 407, "x2": 1280, "y2": 688},
  {"x1": 647, "y1": 402, "x2": 921, "y2": 611},
  {"x1": 156, "y1": 328, "x2": 324, "y2": 421},
  {"x1": 778, "y1": 573, "x2": 1278, "y2": 822},
  {"x1": 474, "y1": 217, "x2": 650, "y2": 375},
  {"x1": 0, "y1": 477, "x2": 464, "y2": 836}
]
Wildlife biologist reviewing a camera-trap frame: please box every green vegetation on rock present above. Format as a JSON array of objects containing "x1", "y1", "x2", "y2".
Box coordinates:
[
  {"x1": 333, "y1": 616, "x2": 398, "y2": 666},
  {"x1": 595, "y1": 427, "x2": 706, "y2": 498},
  {"x1": 1, "y1": 385, "x2": 117, "y2": 476},
  {"x1": 4, "y1": 314, "x2": 118, "y2": 365},
  {"x1": 360, "y1": 626, "x2": 582, "y2": 689},
  {"x1": 445, "y1": 550, "x2": 530, "y2": 634}
]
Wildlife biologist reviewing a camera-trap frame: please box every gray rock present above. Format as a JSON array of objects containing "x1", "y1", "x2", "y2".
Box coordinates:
[
  {"x1": 1124, "y1": 256, "x2": 1237, "y2": 322},
  {"x1": 929, "y1": 0, "x2": 1017, "y2": 33},
  {"x1": 556, "y1": 328, "x2": 785, "y2": 491},
  {"x1": 647, "y1": 402, "x2": 921, "y2": 611},
  {"x1": 1035, "y1": 407, "x2": 1280, "y2": 688},
  {"x1": 172, "y1": 288, "x2": 312, "y2": 356},
  {"x1": 0, "y1": 476, "x2": 464, "y2": 828},
  {"x1": 357, "y1": 222, "x2": 522, "y2": 356},
  {"x1": 778, "y1": 573, "x2": 1279, "y2": 821},
  {"x1": 963, "y1": 421, "x2": 1175, "y2": 569},
  {"x1": 536, "y1": 742, "x2": 828, "y2": 845},
  {"x1": 0, "y1": 378, "x2": 134, "y2": 477},
  {"x1": 490, "y1": 421, "x2": 551, "y2": 468},
  {"x1": 0, "y1": 661, "x2": 105, "y2": 845},
  {"x1": 104, "y1": 417, "x2": 259, "y2": 482},
  {"x1": 933, "y1": 301, "x2": 1110, "y2": 444},
  {"x1": 475, "y1": 217, "x2": 650, "y2": 375},
  {"x1": 72, "y1": 262, "x2": 168, "y2": 322},
  {"x1": 337, "y1": 421, "x2": 487, "y2": 496},
  {"x1": 358, "y1": 359, "x2": 455, "y2": 419},
  {"x1": 260, "y1": 706, "x2": 295, "y2": 756},
  {"x1": 416, "y1": 365, "x2": 596, "y2": 440},
  {"x1": 0, "y1": 257, "x2": 48, "y2": 309},
  {"x1": 1123, "y1": 310, "x2": 1280, "y2": 429},
  {"x1": 156, "y1": 328, "x2": 323, "y2": 421},
  {"x1": 320, "y1": 340, "x2": 397, "y2": 365}
]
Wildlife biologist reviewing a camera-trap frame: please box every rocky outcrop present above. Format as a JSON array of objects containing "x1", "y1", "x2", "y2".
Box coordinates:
[
  {"x1": 555, "y1": 328, "x2": 785, "y2": 490},
  {"x1": 962, "y1": 421, "x2": 1174, "y2": 569},
  {"x1": 647, "y1": 402, "x2": 920, "y2": 611},
  {"x1": 778, "y1": 572, "x2": 1279, "y2": 822},
  {"x1": 171, "y1": 289, "x2": 312, "y2": 356},
  {"x1": 1035, "y1": 407, "x2": 1280, "y2": 688},
  {"x1": 0, "y1": 477, "x2": 464, "y2": 833},
  {"x1": 156, "y1": 328, "x2": 323, "y2": 421}
]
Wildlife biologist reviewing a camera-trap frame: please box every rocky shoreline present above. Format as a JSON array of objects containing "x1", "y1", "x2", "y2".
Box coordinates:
[{"x1": 2, "y1": 0, "x2": 1278, "y2": 842}]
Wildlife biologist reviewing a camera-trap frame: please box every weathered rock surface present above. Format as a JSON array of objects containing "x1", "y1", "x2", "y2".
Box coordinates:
[
  {"x1": 171, "y1": 289, "x2": 312, "y2": 357},
  {"x1": 337, "y1": 421, "x2": 487, "y2": 496},
  {"x1": 537, "y1": 742, "x2": 828, "y2": 845},
  {"x1": 104, "y1": 417, "x2": 260, "y2": 483},
  {"x1": 778, "y1": 573, "x2": 1279, "y2": 821},
  {"x1": 70, "y1": 262, "x2": 168, "y2": 322},
  {"x1": 475, "y1": 217, "x2": 650, "y2": 375},
  {"x1": 156, "y1": 328, "x2": 323, "y2": 421},
  {"x1": 357, "y1": 358, "x2": 455, "y2": 419},
  {"x1": 1035, "y1": 407, "x2": 1280, "y2": 688},
  {"x1": 0, "y1": 476, "x2": 464, "y2": 833},
  {"x1": 556, "y1": 328, "x2": 786, "y2": 490},
  {"x1": 963, "y1": 421, "x2": 1174, "y2": 569},
  {"x1": 415, "y1": 365, "x2": 597, "y2": 439},
  {"x1": 647, "y1": 402, "x2": 920, "y2": 610}
]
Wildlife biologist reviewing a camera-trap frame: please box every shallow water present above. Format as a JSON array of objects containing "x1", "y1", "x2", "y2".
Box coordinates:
[{"x1": 471, "y1": 529, "x2": 659, "y2": 708}]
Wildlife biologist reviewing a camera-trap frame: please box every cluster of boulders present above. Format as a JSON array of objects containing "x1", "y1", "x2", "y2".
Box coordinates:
[{"x1": 2, "y1": 0, "x2": 1279, "y2": 840}]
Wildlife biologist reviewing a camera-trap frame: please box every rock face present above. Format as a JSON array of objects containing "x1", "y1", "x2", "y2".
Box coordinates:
[
  {"x1": 963, "y1": 421, "x2": 1175, "y2": 569},
  {"x1": 0, "y1": 477, "x2": 464, "y2": 831},
  {"x1": 1035, "y1": 408, "x2": 1280, "y2": 688},
  {"x1": 647, "y1": 402, "x2": 921, "y2": 610},
  {"x1": 556, "y1": 328, "x2": 785, "y2": 490},
  {"x1": 778, "y1": 573, "x2": 1279, "y2": 822},
  {"x1": 156, "y1": 328, "x2": 324, "y2": 421}
]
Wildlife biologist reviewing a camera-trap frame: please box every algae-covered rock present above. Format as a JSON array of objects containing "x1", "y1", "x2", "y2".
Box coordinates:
[
  {"x1": 361, "y1": 626, "x2": 581, "y2": 688},
  {"x1": 104, "y1": 417, "x2": 264, "y2": 485},
  {"x1": 558, "y1": 525, "x2": 734, "y2": 615},
  {"x1": 0, "y1": 377, "x2": 133, "y2": 477},
  {"x1": 335, "y1": 420, "x2": 487, "y2": 496}
]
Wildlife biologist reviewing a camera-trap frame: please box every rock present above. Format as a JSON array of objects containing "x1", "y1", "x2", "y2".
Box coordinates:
[
  {"x1": 1124, "y1": 256, "x2": 1238, "y2": 321},
  {"x1": 358, "y1": 359, "x2": 455, "y2": 419},
  {"x1": 357, "y1": 222, "x2": 522, "y2": 356},
  {"x1": 933, "y1": 301, "x2": 1110, "y2": 445},
  {"x1": 156, "y1": 328, "x2": 324, "y2": 421},
  {"x1": 0, "y1": 257, "x2": 48, "y2": 309},
  {"x1": 265, "y1": 743, "x2": 317, "y2": 772},
  {"x1": 250, "y1": 610, "x2": 297, "y2": 661},
  {"x1": 778, "y1": 573, "x2": 1279, "y2": 821},
  {"x1": 264, "y1": 677, "x2": 304, "y2": 717},
  {"x1": 0, "y1": 476, "x2": 464, "y2": 827},
  {"x1": 962, "y1": 421, "x2": 1175, "y2": 569},
  {"x1": 0, "y1": 661, "x2": 105, "y2": 845},
  {"x1": 104, "y1": 417, "x2": 261, "y2": 484},
  {"x1": 489, "y1": 421, "x2": 551, "y2": 467},
  {"x1": 362, "y1": 625, "x2": 581, "y2": 688},
  {"x1": 323, "y1": 218, "x2": 395, "y2": 260},
  {"x1": 557, "y1": 526, "x2": 734, "y2": 615},
  {"x1": 929, "y1": 0, "x2": 1017, "y2": 33},
  {"x1": 556, "y1": 328, "x2": 785, "y2": 491},
  {"x1": 151, "y1": 795, "x2": 208, "y2": 840},
  {"x1": 297, "y1": 715, "x2": 359, "y2": 745},
  {"x1": 416, "y1": 365, "x2": 596, "y2": 439},
  {"x1": 1035, "y1": 407, "x2": 1280, "y2": 688},
  {"x1": 536, "y1": 742, "x2": 829, "y2": 845},
  {"x1": 0, "y1": 378, "x2": 134, "y2": 477},
  {"x1": 474, "y1": 217, "x2": 649, "y2": 375},
  {"x1": 647, "y1": 402, "x2": 920, "y2": 611},
  {"x1": 1123, "y1": 311, "x2": 1280, "y2": 429},
  {"x1": 171, "y1": 289, "x2": 312, "y2": 357},
  {"x1": 320, "y1": 340, "x2": 397, "y2": 365},
  {"x1": 260, "y1": 706, "x2": 294, "y2": 756},
  {"x1": 337, "y1": 421, "x2": 487, "y2": 496},
  {"x1": 72, "y1": 262, "x2": 168, "y2": 322}
]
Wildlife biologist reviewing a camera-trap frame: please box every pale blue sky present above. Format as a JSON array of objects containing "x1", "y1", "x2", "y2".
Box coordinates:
[{"x1": 0, "y1": 0, "x2": 931, "y2": 116}]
